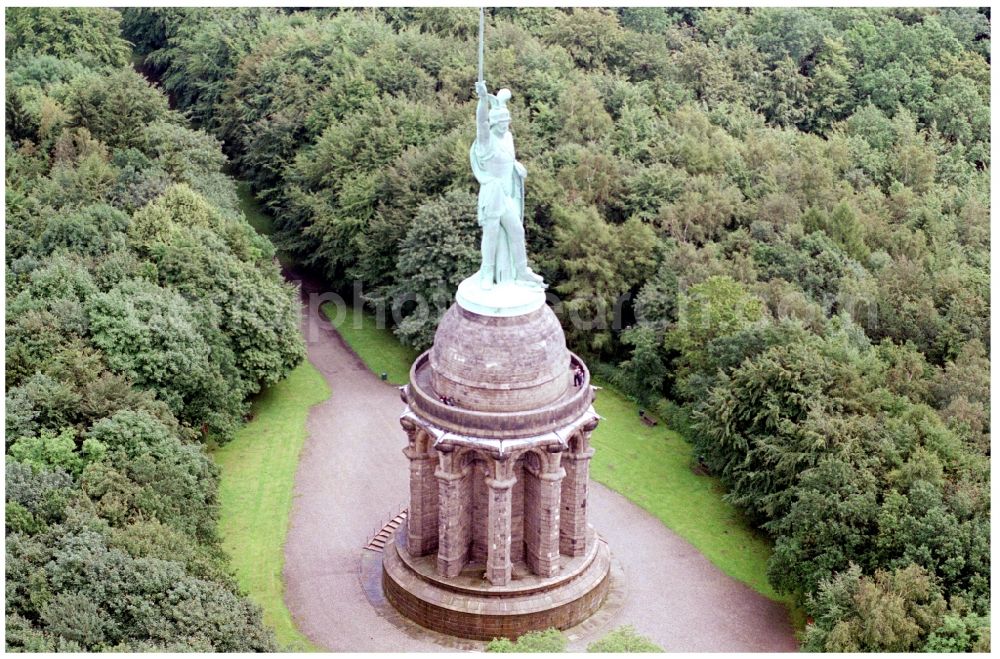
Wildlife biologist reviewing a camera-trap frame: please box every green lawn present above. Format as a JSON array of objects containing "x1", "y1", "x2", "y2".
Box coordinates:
[
  {"x1": 236, "y1": 181, "x2": 275, "y2": 236},
  {"x1": 320, "y1": 302, "x2": 419, "y2": 385},
  {"x1": 212, "y1": 184, "x2": 326, "y2": 649},
  {"x1": 236, "y1": 181, "x2": 297, "y2": 269},
  {"x1": 211, "y1": 362, "x2": 330, "y2": 652},
  {"x1": 587, "y1": 382, "x2": 784, "y2": 600}
]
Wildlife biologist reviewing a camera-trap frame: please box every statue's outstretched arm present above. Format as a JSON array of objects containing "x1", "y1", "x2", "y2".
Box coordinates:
[{"x1": 474, "y1": 81, "x2": 491, "y2": 148}]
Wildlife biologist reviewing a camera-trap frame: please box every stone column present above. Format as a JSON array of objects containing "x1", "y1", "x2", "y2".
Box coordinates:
[
  {"x1": 534, "y1": 463, "x2": 565, "y2": 577},
  {"x1": 560, "y1": 446, "x2": 594, "y2": 557},
  {"x1": 436, "y1": 452, "x2": 470, "y2": 578},
  {"x1": 484, "y1": 459, "x2": 516, "y2": 586},
  {"x1": 404, "y1": 444, "x2": 438, "y2": 556}
]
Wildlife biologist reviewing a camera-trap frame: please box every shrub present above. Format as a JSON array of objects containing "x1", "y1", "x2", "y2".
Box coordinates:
[
  {"x1": 587, "y1": 625, "x2": 663, "y2": 652},
  {"x1": 487, "y1": 628, "x2": 568, "y2": 652}
]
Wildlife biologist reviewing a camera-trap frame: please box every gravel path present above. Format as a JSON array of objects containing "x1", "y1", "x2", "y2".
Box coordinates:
[{"x1": 282, "y1": 274, "x2": 798, "y2": 651}]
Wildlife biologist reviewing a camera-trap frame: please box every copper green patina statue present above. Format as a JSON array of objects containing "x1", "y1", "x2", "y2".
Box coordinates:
[
  {"x1": 470, "y1": 81, "x2": 545, "y2": 291},
  {"x1": 455, "y1": 9, "x2": 547, "y2": 317}
]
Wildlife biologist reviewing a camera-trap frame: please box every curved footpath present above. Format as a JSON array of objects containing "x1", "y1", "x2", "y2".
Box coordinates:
[{"x1": 282, "y1": 274, "x2": 797, "y2": 652}]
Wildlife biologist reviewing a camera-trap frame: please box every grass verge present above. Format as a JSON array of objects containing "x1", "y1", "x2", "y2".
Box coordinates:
[
  {"x1": 236, "y1": 181, "x2": 297, "y2": 269},
  {"x1": 320, "y1": 302, "x2": 419, "y2": 385},
  {"x1": 587, "y1": 381, "x2": 788, "y2": 603},
  {"x1": 211, "y1": 361, "x2": 331, "y2": 651},
  {"x1": 236, "y1": 181, "x2": 275, "y2": 235}
]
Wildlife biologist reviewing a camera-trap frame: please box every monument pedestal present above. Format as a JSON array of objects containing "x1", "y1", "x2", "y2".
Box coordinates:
[
  {"x1": 455, "y1": 274, "x2": 546, "y2": 317},
  {"x1": 383, "y1": 525, "x2": 610, "y2": 641}
]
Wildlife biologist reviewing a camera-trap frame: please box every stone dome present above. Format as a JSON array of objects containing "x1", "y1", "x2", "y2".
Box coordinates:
[
  {"x1": 402, "y1": 301, "x2": 594, "y2": 440},
  {"x1": 429, "y1": 303, "x2": 570, "y2": 413}
]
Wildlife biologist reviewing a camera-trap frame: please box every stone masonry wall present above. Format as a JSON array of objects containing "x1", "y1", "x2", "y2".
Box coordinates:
[{"x1": 382, "y1": 541, "x2": 612, "y2": 642}]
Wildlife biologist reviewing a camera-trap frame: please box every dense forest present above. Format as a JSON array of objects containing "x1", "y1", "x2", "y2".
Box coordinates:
[
  {"x1": 5, "y1": 7, "x2": 303, "y2": 651},
  {"x1": 6, "y1": 6, "x2": 991, "y2": 653}
]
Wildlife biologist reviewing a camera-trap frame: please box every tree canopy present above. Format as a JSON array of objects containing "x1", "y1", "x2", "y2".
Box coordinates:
[{"x1": 6, "y1": 7, "x2": 304, "y2": 651}]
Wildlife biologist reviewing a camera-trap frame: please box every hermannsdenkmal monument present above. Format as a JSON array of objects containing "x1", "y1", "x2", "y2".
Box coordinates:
[{"x1": 379, "y1": 11, "x2": 612, "y2": 641}]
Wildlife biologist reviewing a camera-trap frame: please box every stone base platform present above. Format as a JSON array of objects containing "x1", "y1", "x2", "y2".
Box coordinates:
[
  {"x1": 455, "y1": 275, "x2": 546, "y2": 317},
  {"x1": 382, "y1": 526, "x2": 611, "y2": 641}
]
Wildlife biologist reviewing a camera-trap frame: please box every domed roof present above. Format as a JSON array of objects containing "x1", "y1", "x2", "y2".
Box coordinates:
[
  {"x1": 402, "y1": 302, "x2": 595, "y2": 441},
  {"x1": 430, "y1": 303, "x2": 569, "y2": 413}
]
